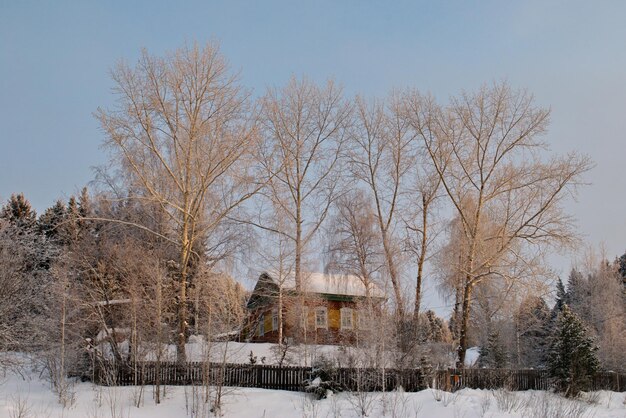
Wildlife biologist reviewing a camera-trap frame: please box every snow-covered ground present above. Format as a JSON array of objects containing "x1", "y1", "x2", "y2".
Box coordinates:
[
  {"x1": 185, "y1": 339, "x2": 343, "y2": 366},
  {"x1": 132, "y1": 339, "x2": 350, "y2": 366},
  {"x1": 2, "y1": 362, "x2": 625, "y2": 418},
  {"x1": 114, "y1": 339, "x2": 468, "y2": 368}
]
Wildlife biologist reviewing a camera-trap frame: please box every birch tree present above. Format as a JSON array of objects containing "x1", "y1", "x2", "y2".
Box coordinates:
[
  {"x1": 97, "y1": 43, "x2": 260, "y2": 362},
  {"x1": 325, "y1": 191, "x2": 384, "y2": 347},
  {"x1": 325, "y1": 190, "x2": 383, "y2": 294},
  {"x1": 349, "y1": 95, "x2": 416, "y2": 317},
  {"x1": 404, "y1": 83, "x2": 592, "y2": 366},
  {"x1": 403, "y1": 162, "x2": 441, "y2": 322},
  {"x1": 254, "y1": 77, "x2": 351, "y2": 293}
]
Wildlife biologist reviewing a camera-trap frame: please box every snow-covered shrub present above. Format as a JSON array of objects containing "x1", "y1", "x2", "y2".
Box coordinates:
[{"x1": 304, "y1": 356, "x2": 344, "y2": 400}]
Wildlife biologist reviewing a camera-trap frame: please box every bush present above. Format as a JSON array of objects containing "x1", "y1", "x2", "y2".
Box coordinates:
[{"x1": 304, "y1": 355, "x2": 344, "y2": 399}]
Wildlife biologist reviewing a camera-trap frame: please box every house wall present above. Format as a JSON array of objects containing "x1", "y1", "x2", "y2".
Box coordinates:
[{"x1": 248, "y1": 298, "x2": 367, "y2": 345}]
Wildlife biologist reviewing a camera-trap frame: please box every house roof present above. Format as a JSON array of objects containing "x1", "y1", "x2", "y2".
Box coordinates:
[{"x1": 263, "y1": 271, "x2": 386, "y2": 298}]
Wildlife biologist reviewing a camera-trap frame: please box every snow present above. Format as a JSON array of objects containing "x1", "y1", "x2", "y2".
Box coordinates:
[
  {"x1": 96, "y1": 336, "x2": 350, "y2": 366},
  {"x1": 99, "y1": 339, "x2": 456, "y2": 369},
  {"x1": 465, "y1": 347, "x2": 480, "y2": 367},
  {"x1": 2, "y1": 364, "x2": 625, "y2": 418},
  {"x1": 265, "y1": 271, "x2": 386, "y2": 298},
  {"x1": 166, "y1": 340, "x2": 347, "y2": 366}
]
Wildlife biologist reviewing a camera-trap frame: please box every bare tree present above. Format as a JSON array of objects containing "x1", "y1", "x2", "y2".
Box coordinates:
[
  {"x1": 325, "y1": 190, "x2": 389, "y2": 366},
  {"x1": 97, "y1": 43, "x2": 260, "y2": 362},
  {"x1": 325, "y1": 190, "x2": 383, "y2": 298},
  {"x1": 194, "y1": 270, "x2": 248, "y2": 414},
  {"x1": 403, "y1": 162, "x2": 441, "y2": 322},
  {"x1": 250, "y1": 77, "x2": 351, "y2": 307},
  {"x1": 348, "y1": 95, "x2": 415, "y2": 317},
  {"x1": 259, "y1": 229, "x2": 296, "y2": 348},
  {"x1": 514, "y1": 295, "x2": 550, "y2": 368},
  {"x1": 568, "y1": 248, "x2": 626, "y2": 372},
  {"x1": 404, "y1": 83, "x2": 592, "y2": 366}
]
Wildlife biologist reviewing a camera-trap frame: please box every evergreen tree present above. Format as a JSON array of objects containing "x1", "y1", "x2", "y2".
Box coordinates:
[
  {"x1": 0, "y1": 214, "x2": 56, "y2": 351},
  {"x1": 565, "y1": 268, "x2": 590, "y2": 320},
  {"x1": 479, "y1": 329, "x2": 506, "y2": 368},
  {"x1": 65, "y1": 196, "x2": 81, "y2": 243},
  {"x1": 0, "y1": 193, "x2": 37, "y2": 231},
  {"x1": 424, "y1": 310, "x2": 449, "y2": 343},
  {"x1": 548, "y1": 304, "x2": 600, "y2": 397},
  {"x1": 78, "y1": 187, "x2": 91, "y2": 217},
  {"x1": 77, "y1": 187, "x2": 95, "y2": 234},
  {"x1": 617, "y1": 252, "x2": 626, "y2": 292},
  {"x1": 38, "y1": 200, "x2": 67, "y2": 240},
  {"x1": 552, "y1": 277, "x2": 567, "y2": 318},
  {"x1": 565, "y1": 269, "x2": 582, "y2": 304},
  {"x1": 617, "y1": 252, "x2": 626, "y2": 278}
]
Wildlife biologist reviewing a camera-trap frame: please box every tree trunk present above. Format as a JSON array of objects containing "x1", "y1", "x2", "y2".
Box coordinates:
[
  {"x1": 414, "y1": 195, "x2": 429, "y2": 324},
  {"x1": 177, "y1": 238, "x2": 190, "y2": 363},
  {"x1": 278, "y1": 288, "x2": 284, "y2": 344},
  {"x1": 456, "y1": 281, "x2": 474, "y2": 368},
  {"x1": 382, "y1": 234, "x2": 405, "y2": 317}
]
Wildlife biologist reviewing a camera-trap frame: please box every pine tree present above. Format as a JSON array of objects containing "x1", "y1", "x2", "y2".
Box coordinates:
[{"x1": 548, "y1": 304, "x2": 600, "y2": 397}]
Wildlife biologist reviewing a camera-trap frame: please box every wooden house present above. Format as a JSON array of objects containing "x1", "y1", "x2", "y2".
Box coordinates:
[{"x1": 245, "y1": 272, "x2": 385, "y2": 345}]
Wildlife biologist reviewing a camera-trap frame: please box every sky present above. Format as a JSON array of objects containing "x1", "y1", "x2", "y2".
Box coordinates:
[{"x1": 1, "y1": 1, "x2": 625, "y2": 303}]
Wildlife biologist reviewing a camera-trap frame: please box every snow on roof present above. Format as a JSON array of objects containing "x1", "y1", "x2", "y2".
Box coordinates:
[{"x1": 264, "y1": 271, "x2": 386, "y2": 298}]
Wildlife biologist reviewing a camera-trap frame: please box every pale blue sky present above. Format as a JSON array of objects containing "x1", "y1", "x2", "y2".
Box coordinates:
[{"x1": 1, "y1": 1, "x2": 625, "y2": 284}]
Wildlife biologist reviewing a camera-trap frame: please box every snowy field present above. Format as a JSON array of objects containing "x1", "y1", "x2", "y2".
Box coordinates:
[{"x1": 2, "y1": 363, "x2": 625, "y2": 418}]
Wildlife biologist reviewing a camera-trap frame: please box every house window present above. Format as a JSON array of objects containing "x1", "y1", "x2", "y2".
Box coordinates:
[
  {"x1": 272, "y1": 309, "x2": 278, "y2": 331},
  {"x1": 340, "y1": 307, "x2": 354, "y2": 330},
  {"x1": 301, "y1": 307, "x2": 309, "y2": 329},
  {"x1": 258, "y1": 313, "x2": 265, "y2": 337},
  {"x1": 315, "y1": 307, "x2": 327, "y2": 329},
  {"x1": 357, "y1": 310, "x2": 371, "y2": 330}
]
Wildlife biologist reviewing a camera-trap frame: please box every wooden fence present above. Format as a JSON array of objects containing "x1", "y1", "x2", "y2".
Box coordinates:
[
  {"x1": 96, "y1": 362, "x2": 310, "y2": 391},
  {"x1": 434, "y1": 369, "x2": 625, "y2": 392},
  {"x1": 434, "y1": 368, "x2": 550, "y2": 391},
  {"x1": 95, "y1": 362, "x2": 625, "y2": 393}
]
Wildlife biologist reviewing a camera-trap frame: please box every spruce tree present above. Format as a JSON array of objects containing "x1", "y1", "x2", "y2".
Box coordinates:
[
  {"x1": 548, "y1": 304, "x2": 600, "y2": 397},
  {"x1": 38, "y1": 200, "x2": 67, "y2": 240},
  {"x1": 566, "y1": 268, "x2": 591, "y2": 320},
  {"x1": 65, "y1": 196, "x2": 81, "y2": 243},
  {"x1": 617, "y1": 252, "x2": 626, "y2": 292},
  {"x1": 425, "y1": 310, "x2": 447, "y2": 343},
  {"x1": 0, "y1": 193, "x2": 37, "y2": 231},
  {"x1": 551, "y1": 277, "x2": 567, "y2": 321},
  {"x1": 479, "y1": 329, "x2": 506, "y2": 368}
]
